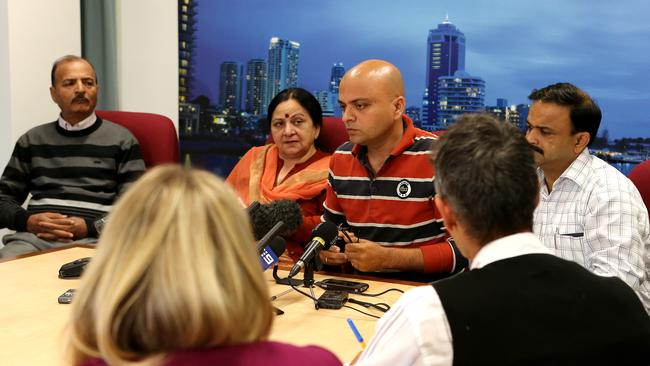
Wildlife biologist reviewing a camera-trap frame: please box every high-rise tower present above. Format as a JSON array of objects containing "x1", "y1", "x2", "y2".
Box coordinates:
[
  {"x1": 266, "y1": 37, "x2": 300, "y2": 109},
  {"x1": 436, "y1": 71, "x2": 485, "y2": 128},
  {"x1": 246, "y1": 59, "x2": 267, "y2": 115},
  {"x1": 329, "y1": 63, "x2": 345, "y2": 94},
  {"x1": 178, "y1": 0, "x2": 197, "y2": 103},
  {"x1": 315, "y1": 90, "x2": 334, "y2": 117},
  {"x1": 329, "y1": 62, "x2": 345, "y2": 116},
  {"x1": 423, "y1": 15, "x2": 465, "y2": 130},
  {"x1": 219, "y1": 61, "x2": 242, "y2": 114}
]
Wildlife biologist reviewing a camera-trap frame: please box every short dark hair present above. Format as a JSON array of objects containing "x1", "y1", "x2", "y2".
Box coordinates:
[
  {"x1": 528, "y1": 82, "x2": 601, "y2": 146},
  {"x1": 267, "y1": 88, "x2": 323, "y2": 131},
  {"x1": 431, "y1": 114, "x2": 539, "y2": 244},
  {"x1": 51, "y1": 55, "x2": 98, "y2": 86}
]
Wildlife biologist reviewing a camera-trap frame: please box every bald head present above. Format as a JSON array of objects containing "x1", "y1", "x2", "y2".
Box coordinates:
[
  {"x1": 343, "y1": 59, "x2": 404, "y2": 98},
  {"x1": 338, "y1": 59, "x2": 407, "y2": 150}
]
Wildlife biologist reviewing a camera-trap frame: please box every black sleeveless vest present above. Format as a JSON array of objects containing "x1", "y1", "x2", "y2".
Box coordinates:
[{"x1": 432, "y1": 253, "x2": 650, "y2": 366}]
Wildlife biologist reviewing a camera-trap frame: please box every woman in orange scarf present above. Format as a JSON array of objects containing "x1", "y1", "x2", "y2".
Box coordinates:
[{"x1": 227, "y1": 88, "x2": 330, "y2": 262}]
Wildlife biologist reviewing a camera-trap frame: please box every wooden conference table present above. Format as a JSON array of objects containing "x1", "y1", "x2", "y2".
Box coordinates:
[{"x1": 0, "y1": 245, "x2": 416, "y2": 365}]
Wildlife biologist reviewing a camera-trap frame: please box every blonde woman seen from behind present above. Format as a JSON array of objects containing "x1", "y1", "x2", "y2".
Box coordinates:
[{"x1": 65, "y1": 165, "x2": 341, "y2": 366}]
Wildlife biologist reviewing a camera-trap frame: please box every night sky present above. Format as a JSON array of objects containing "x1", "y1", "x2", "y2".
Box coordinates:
[{"x1": 191, "y1": 0, "x2": 650, "y2": 139}]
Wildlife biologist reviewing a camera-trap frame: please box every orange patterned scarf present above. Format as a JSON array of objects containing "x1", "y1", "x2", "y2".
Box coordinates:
[{"x1": 227, "y1": 144, "x2": 330, "y2": 204}]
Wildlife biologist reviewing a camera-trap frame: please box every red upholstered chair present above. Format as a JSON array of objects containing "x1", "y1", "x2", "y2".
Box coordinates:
[
  {"x1": 628, "y1": 160, "x2": 650, "y2": 213},
  {"x1": 316, "y1": 117, "x2": 349, "y2": 153},
  {"x1": 96, "y1": 110, "x2": 180, "y2": 168},
  {"x1": 267, "y1": 116, "x2": 349, "y2": 154}
]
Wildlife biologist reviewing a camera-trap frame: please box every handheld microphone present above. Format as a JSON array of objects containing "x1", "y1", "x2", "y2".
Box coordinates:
[
  {"x1": 246, "y1": 200, "x2": 261, "y2": 215},
  {"x1": 288, "y1": 222, "x2": 338, "y2": 278},
  {"x1": 249, "y1": 200, "x2": 303, "y2": 240},
  {"x1": 255, "y1": 221, "x2": 286, "y2": 254},
  {"x1": 259, "y1": 236, "x2": 286, "y2": 271}
]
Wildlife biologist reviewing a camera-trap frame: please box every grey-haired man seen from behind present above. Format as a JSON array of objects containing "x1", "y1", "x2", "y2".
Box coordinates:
[
  {"x1": 354, "y1": 114, "x2": 650, "y2": 366},
  {"x1": 0, "y1": 55, "x2": 145, "y2": 258}
]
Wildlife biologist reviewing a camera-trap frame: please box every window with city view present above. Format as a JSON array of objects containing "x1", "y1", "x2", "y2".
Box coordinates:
[{"x1": 178, "y1": 0, "x2": 649, "y2": 177}]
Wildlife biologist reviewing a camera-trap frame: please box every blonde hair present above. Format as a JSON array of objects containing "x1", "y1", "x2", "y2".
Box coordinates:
[{"x1": 65, "y1": 165, "x2": 274, "y2": 366}]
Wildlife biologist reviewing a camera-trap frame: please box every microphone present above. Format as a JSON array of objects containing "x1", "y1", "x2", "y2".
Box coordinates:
[
  {"x1": 249, "y1": 200, "x2": 303, "y2": 240},
  {"x1": 288, "y1": 222, "x2": 338, "y2": 278},
  {"x1": 255, "y1": 220, "x2": 286, "y2": 254},
  {"x1": 259, "y1": 236, "x2": 286, "y2": 271},
  {"x1": 246, "y1": 200, "x2": 261, "y2": 215}
]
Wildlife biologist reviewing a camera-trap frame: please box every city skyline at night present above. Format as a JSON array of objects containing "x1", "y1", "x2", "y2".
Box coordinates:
[{"x1": 189, "y1": 0, "x2": 650, "y2": 139}]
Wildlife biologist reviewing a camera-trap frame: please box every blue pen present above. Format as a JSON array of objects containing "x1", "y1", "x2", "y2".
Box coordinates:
[{"x1": 346, "y1": 318, "x2": 366, "y2": 349}]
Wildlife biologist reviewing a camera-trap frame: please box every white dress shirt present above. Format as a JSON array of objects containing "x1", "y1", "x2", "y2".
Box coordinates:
[
  {"x1": 355, "y1": 233, "x2": 551, "y2": 366},
  {"x1": 533, "y1": 148, "x2": 650, "y2": 313},
  {"x1": 57, "y1": 112, "x2": 97, "y2": 131}
]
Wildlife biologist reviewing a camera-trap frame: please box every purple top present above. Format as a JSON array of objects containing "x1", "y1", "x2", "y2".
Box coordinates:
[{"x1": 78, "y1": 340, "x2": 342, "y2": 366}]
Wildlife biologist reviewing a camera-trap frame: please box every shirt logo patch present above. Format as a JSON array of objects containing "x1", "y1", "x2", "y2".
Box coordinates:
[{"x1": 396, "y1": 180, "x2": 411, "y2": 199}]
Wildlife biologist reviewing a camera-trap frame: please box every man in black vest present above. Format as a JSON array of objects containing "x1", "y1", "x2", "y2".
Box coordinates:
[{"x1": 354, "y1": 114, "x2": 650, "y2": 366}]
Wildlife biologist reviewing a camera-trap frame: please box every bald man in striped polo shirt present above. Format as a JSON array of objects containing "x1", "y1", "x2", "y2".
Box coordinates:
[{"x1": 320, "y1": 60, "x2": 465, "y2": 282}]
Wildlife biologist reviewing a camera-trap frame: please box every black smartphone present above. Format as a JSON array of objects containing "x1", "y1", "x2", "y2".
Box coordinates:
[
  {"x1": 335, "y1": 225, "x2": 354, "y2": 253},
  {"x1": 59, "y1": 257, "x2": 91, "y2": 279},
  {"x1": 334, "y1": 236, "x2": 347, "y2": 253},
  {"x1": 317, "y1": 290, "x2": 348, "y2": 309},
  {"x1": 58, "y1": 288, "x2": 76, "y2": 304},
  {"x1": 316, "y1": 278, "x2": 369, "y2": 293}
]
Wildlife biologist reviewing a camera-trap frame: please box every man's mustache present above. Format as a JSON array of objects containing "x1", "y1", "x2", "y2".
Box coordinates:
[
  {"x1": 529, "y1": 144, "x2": 544, "y2": 155},
  {"x1": 72, "y1": 95, "x2": 89, "y2": 103}
]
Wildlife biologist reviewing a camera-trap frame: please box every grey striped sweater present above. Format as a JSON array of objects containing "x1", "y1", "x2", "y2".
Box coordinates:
[{"x1": 0, "y1": 118, "x2": 145, "y2": 237}]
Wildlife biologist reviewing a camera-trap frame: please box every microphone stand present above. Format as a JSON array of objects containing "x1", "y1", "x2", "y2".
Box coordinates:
[
  {"x1": 273, "y1": 306, "x2": 285, "y2": 316},
  {"x1": 270, "y1": 287, "x2": 293, "y2": 316},
  {"x1": 271, "y1": 255, "x2": 324, "y2": 310},
  {"x1": 273, "y1": 265, "x2": 303, "y2": 286},
  {"x1": 270, "y1": 266, "x2": 300, "y2": 316},
  {"x1": 303, "y1": 260, "x2": 318, "y2": 309}
]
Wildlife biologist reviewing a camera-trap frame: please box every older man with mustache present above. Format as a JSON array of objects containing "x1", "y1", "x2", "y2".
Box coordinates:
[
  {"x1": 0, "y1": 55, "x2": 145, "y2": 258},
  {"x1": 526, "y1": 82, "x2": 650, "y2": 314}
]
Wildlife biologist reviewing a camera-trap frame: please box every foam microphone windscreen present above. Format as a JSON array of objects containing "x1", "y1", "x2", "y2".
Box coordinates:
[{"x1": 250, "y1": 200, "x2": 304, "y2": 240}]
